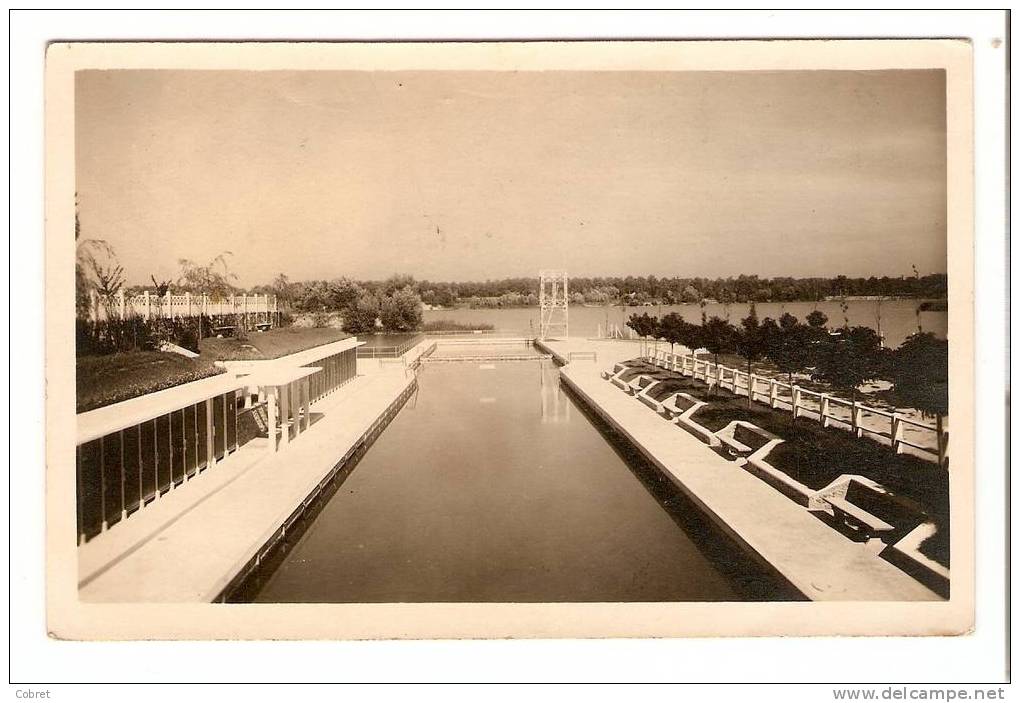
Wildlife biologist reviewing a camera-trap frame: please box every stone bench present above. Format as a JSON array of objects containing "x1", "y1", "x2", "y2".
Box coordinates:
[
  {"x1": 713, "y1": 420, "x2": 779, "y2": 460},
  {"x1": 255, "y1": 322, "x2": 272, "y2": 332},
  {"x1": 811, "y1": 475, "x2": 924, "y2": 544},
  {"x1": 610, "y1": 369, "x2": 631, "y2": 390},
  {"x1": 664, "y1": 396, "x2": 719, "y2": 448},
  {"x1": 880, "y1": 520, "x2": 950, "y2": 598},
  {"x1": 626, "y1": 375, "x2": 655, "y2": 396},
  {"x1": 635, "y1": 379, "x2": 663, "y2": 412},
  {"x1": 660, "y1": 392, "x2": 699, "y2": 419},
  {"x1": 742, "y1": 438, "x2": 816, "y2": 507}
]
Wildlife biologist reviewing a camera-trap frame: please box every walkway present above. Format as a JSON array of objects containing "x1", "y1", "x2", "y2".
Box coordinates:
[
  {"x1": 542, "y1": 338, "x2": 939, "y2": 601},
  {"x1": 79, "y1": 363, "x2": 416, "y2": 602}
]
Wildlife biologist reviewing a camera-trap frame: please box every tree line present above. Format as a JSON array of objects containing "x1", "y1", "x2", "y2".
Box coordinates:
[
  {"x1": 625, "y1": 306, "x2": 949, "y2": 428},
  {"x1": 266, "y1": 272, "x2": 947, "y2": 309}
]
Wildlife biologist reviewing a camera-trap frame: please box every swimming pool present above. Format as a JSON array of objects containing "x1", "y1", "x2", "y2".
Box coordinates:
[{"x1": 252, "y1": 349, "x2": 789, "y2": 602}]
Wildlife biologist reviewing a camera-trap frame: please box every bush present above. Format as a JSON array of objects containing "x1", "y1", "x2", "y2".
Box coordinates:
[
  {"x1": 379, "y1": 286, "x2": 423, "y2": 332},
  {"x1": 342, "y1": 293, "x2": 381, "y2": 334},
  {"x1": 76, "y1": 314, "x2": 218, "y2": 356}
]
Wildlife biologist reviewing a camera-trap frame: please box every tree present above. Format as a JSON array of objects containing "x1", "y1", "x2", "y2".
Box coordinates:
[
  {"x1": 764, "y1": 313, "x2": 816, "y2": 388},
  {"x1": 327, "y1": 278, "x2": 363, "y2": 310},
  {"x1": 379, "y1": 286, "x2": 424, "y2": 332},
  {"x1": 74, "y1": 193, "x2": 119, "y2": 318},
  {"x1": 734, "y1": 304, "x2": 769, "y2": 407},
  {"x1": 888, "y1": 332, "x2": 949, "y2": 467},
  {"x1": 700, "y1": 316, "x2": 737, "y2": 394},
  {"x1": 657, "y1": 312, "x2": 688, "y2": 354},
  {"x1": 342, "y1": 292, "x2": 381, "y2": 334},
  {"x1": 812, "y1": 325, "x2": 883, "y2": 404},
  {"x1": 272, "y1": 273, "x2": 292, "y2": 309},
  {"x1": 177, "y1": 251, "x2": 237, "y2": 299},
  {"x1": 806, "y1": 309, "x2": 829, "y2": 329},
  {"x1": 626, "y1": 312, "x2": 659, "y2": 356},
  {"x1": 381, "y1": 274, "x2": 416, "y2": 297}
]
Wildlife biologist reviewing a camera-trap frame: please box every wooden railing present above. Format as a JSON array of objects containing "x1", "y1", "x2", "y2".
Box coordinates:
[{"x1": 645, "y1": 347, "x2": 947, "y2": 466}]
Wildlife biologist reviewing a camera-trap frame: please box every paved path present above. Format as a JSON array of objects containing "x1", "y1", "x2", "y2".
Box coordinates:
[
  {"x1": 543, "y1": 339, "x2": 939, "y2": 601},
  {"x1": 80, "y1": 366, "x2": 416, "y2": 602}
]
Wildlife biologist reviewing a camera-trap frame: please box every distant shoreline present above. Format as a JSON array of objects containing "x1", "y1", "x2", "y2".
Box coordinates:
[{"x1": 432, "y1": 297, "x2": 950, "y2": 311}]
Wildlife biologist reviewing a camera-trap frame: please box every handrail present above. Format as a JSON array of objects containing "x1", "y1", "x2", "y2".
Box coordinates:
[
  {"x1": 642, "y1": 345, "x2": 944, "y2": 462},
  {"x1": 77, "y1": 373, "x2": 247, "y2": 446}
]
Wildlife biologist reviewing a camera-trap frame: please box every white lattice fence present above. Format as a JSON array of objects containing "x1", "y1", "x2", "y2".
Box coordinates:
[{"x1": 88, "y1": 291, "x2": 278, "y2": 322}]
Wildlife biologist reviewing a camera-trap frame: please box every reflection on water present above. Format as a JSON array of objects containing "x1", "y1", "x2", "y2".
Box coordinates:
[
  {"x1": 540, "y1": 360, "x2": 570, "y2": 424},
  {"x1": 254, "y1": 356, "x2": 777, "y2": 603}
]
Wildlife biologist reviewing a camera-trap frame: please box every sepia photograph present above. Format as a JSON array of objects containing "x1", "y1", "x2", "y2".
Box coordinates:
[{"x1": 43, "y1": 38, "x2": 976, "y2": 641}]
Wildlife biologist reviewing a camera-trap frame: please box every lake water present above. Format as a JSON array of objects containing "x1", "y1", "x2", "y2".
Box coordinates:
[
  {"x1": 423, "y1": 299, "x2": 947, "y2": 348},
  {"x1": 254, "y1": 352, "x2": 784, "y2": 602}
]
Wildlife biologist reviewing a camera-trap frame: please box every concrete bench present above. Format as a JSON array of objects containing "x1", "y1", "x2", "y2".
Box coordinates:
[
  {"x1": 713, "y1": 420, "x2": 779, "y2": 460},
  {"x1": 660, "y1": 392, "x2": 700, "y2": 419},
  {"x1": 667, "y1": 397, "x2": 719, "y2": 448},
  {"x1": 212, "y1": 325, "x2": 236, "y2": 338},
  {"x1": 826, "y1": 495, "x2": 895, "y2": 537},
  {"x1": 881, "y1": 520, "x2": 950, "y2": 598},
  {"x1": 626, "y1": 375, "x2": 655, "y2": 396},
  {"x1": 636, "y1": 380, "x2": 663, "y2": 412},
  {"x1": 255, "y1": 322, "x2": 272, "y2": 332},
  {"x1": 741, "y1": 437, "x2": 816, "y2": 507},
  {"x1": 610, "y1": 368, "x2": 631, "y2": 390},
  {"x1": 812, "y1": 475, "x2": 924, "y2": 544}
]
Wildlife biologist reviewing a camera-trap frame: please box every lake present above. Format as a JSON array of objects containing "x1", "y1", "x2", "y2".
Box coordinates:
[{"x1": 422, "y1": 299, "x2": 947, "y2": 348}]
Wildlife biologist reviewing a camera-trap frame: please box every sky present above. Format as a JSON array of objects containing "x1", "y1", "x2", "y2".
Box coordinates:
[{"x1": 76, "y1": 69, "x2": 947, "y2": 287}]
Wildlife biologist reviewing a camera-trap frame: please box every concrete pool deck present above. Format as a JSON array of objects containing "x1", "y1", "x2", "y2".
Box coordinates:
[
  {"x1": 79, "y1": 359, "x2": 418, "y2": 603},
  {"x1": 538, "y1": 337, "x2": 940, "y2": 601}
]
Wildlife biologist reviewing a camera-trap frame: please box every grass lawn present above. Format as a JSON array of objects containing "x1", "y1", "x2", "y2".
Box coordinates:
[
  {"x1": 199, "y1": 327, "x2": 351, "y2": 361},
  {"x1": 619, "y1": 360, "x2": 949, "y2": 566},
  {"x1": 77, "y1": 352, "x2": 224, "y2": 413}
]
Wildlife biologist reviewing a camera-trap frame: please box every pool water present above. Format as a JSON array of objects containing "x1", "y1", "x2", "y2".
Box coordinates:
[{"x1": 254, "y1": 353, "x2": 781, "y2": 602}]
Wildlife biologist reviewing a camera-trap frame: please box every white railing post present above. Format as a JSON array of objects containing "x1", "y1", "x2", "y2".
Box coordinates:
[
  {"x1": 851, "y1": 400, "x2": 860, "y2": 436},
  {"x1": 891, "y1": 413, "x2": 903, "y2": 453},
  {"x1": 769, "y1": 379, "x2": 777, "y2": 408},
  {"x1": 749, "y1": 373, "x2": 757, "y2": 402},
  {"x1": 792, "y1": 386, "x2": 801, "y2": 419},
  {"x1": 820, "y1": 395, "x2": 830, "y2": 427}
]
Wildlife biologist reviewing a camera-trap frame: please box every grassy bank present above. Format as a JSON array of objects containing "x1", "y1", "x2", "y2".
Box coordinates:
[
  {"x1": 199, "y1": 327, "x2": 350, "y2": 361},
  {"x1": 420, "y1": 319, "x2": 495, "y2": 332},
  {"x1": 78, "y1": 328, "x2": 352, "y2": 412},
  {"x1": 77, "y1": 352, "x2": 224, "y2": 413},
  {"x1": 619, "y1": 361, "x2": 949, "y2": 566}
]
